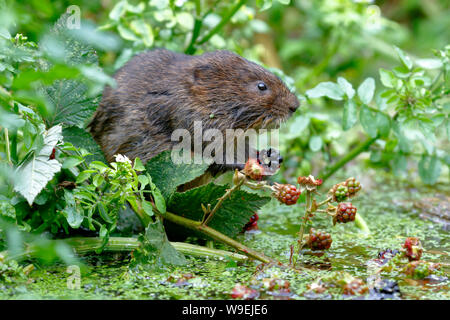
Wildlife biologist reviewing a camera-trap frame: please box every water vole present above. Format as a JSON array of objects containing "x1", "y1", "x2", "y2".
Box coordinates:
[{"x1": 89, "y1": 49, "x2": 299, "y2": 174}]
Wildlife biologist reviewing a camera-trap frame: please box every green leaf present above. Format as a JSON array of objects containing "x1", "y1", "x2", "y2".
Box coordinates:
[
  {"x1": 133, "y1": 158, "x2": 145, "y2": 171},
  {"x1": 98, "y1": 202, "x2": 113, "y2": 224},
  {"x1": 342, "y1": 100, "x2": 357, "y2": 130},
  {"x1": 141, "y1": 200, "x2": 154, "y2": 217},
  {"x1": 306, "y1": 82, "x2": 344, "y2": 100},
  {"x1": 357, "y1": 78, "x2": 375, "y2": 104},
  {"x1": 62, "y1": 126, "x2": 107, "y2": 164},
  {"x1": 375, "y1": 112, "x2": 391, "y2": 137},
  {"x1": 129, "y1": 19, "x2": 154, "y2": 47},
  {"x1": 167, "y1": 183, "x2": 270, "y2": 238},
  {"x1": 152, "y1": 188, "x2": 166, "y2": 214},
  {"x1": 337, "y1": 77, "x2": 355, "y2": 99},
  {"x1": 44, "y1": 79, "x2": 99, "y2": 128},
  {"x1": 379, "y1": 68, "x2": 395, "y2": 88},
  {"x1": 418, "y1": 155, "x2": 441, "y2": 185},
  {"x1": 309, "y1": 135, "x2": 323, "y2": 152},
  {"x1": 145, "y1": 150, "x2": 210, "y2": 200},
  {"x1": 176, "y1": 12, "x2": 194, "y2": 31},
  {"x1": 394, "y1": 46, "x2": 413, "y2": 70},
  {"x1": 109, "y1": 0, "x2": 127, "y2": 21},
  {"x1": 62, "y1": 156, "x2": 84, "y2": 169},
  {"x1": 117, "y1": 24, "x2": 140, "y2": 42},
  {"x1": 359, "y1": 105, "x2": 378, "y2": 138},
  {"x1": 415, "y1": 58, "x2": 443, "y2": 69},
  {"x1": 132, "y1": 220, "x2": 187, "y2": 267},
  {"x1": 277, "y1": 0, "x2": 291, "y2": 4},
  {"x1": 14, "y1": 125, "x2": 63, "y2": 205},
  {"x1": 76, "y1": 170, "x2": 94, "y2": 183},
  {"x1": 64, "y1": 204, "x2": 84, "y2": 229}
]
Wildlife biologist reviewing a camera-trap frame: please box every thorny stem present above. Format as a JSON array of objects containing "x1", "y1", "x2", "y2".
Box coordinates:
[{"x1": 203, "y1": 179, "x2": 244, "y2": 225}]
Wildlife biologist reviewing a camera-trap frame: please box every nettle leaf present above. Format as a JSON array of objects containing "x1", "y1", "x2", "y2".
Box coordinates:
[
  {"x1": 14, "y1": 125, "x2": 63, "y2": 205},
  {"x1": 62, "y1": 126, "x2": 107, "y2": 164},
  {"x1": 145, "y1": 150, "x2": 210, "y2": 200},
  {"x1": 418, "y1": 155, "x2": 441, "y2": 185},
  {"x1": 167, "y1": 183, "x2": 271, "y2": 238},
  {"x1": 342, "y1": 100, "x2": 357, "y2": 130},
  {"x1": 132, "y1": 220, "x2": 187, "y2": 267},
  {"x1": 306, "y1": 82, "x2": 344, "y2": 101},
  {"x1": 44, "y1": 80, "x2": 99, "y2": 128},
  {"x1": 357, "y1": 78, "x2": 375, "y2": 104}
]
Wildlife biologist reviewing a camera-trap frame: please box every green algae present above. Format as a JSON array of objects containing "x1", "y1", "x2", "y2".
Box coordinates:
[{"x1": 0, "y1": 171, "x2": 448, "y2": 300}]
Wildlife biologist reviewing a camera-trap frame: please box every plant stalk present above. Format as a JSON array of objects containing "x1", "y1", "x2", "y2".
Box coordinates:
[
  {"x1": 1, "y1": 237, "x2": 249, "y2": 262},
  {"x1": 297, "y1": 190, "x2": 311, "y2": 254},
  {"x1": 320, "y1": 135, "x2": 378, "y2": 181}
]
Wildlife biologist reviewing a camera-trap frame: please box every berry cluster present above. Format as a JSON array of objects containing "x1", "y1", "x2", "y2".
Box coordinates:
[
  {"x1": 273, "y1": 183, "x2": 301, "y2": 205},
  {"x1": 306, "y1": 228, "x2": 332, "y2": 251},
  {"x1": 342, "y1": 279, "x2": 369, "y2": 296},
  {"x1": 403, "y1": 237, "x2": 423, "y2": 261},
  {"x1": 231, "y1": 284, "x2": 259, "y2": 300},
  {"x1": 329, "y1": 177, "x2": 361, "y2": 203},
  {"x1": 333, "y1": 202, "x2": 357, "y2": 225}
]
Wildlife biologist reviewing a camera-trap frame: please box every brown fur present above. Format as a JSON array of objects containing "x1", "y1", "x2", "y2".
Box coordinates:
[{"x1": 89, "y1": 49, "x2": 299, "y2": 176}]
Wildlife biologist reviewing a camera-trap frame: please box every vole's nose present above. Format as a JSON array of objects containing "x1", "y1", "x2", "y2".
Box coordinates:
[{"x1": 289, "y1": 96, "x2": 300, "y2": 113}]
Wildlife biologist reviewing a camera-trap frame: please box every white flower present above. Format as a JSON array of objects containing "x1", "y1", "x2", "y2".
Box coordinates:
[{"x1": 114, "y1": 154, "x2": 131, "y2": 164}]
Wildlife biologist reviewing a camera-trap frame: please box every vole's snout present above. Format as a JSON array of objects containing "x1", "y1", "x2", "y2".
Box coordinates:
[{"x1": 288, "y1": 93, "x2": 300, "y2": 113}]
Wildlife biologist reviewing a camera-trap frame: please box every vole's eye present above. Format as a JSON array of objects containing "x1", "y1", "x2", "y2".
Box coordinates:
[{"x1": 257, "y1": 82, "x2": 267, "y2": 91}]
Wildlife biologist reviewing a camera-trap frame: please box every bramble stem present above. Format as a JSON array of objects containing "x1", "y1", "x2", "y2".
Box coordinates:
[
  {"x1": 4, "y1": 128, "x2": 11, "y2": 165},
  {"x1": 354, "y1": 212, "x2": 371, "y2": 235},
  {"x1": 203, "y1": 179, "x2": 244, "y2": 225},
  {"x1": 162, "y1": 210, "x2": 273, "y2": 263}
]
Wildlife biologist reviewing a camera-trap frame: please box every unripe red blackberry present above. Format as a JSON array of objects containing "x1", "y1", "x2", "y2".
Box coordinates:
[
  {"x1": 344, "y1": 177, "x2": 361, "y2": 197},
  {"x1": 402, "y1": 237, "x2": 423, "y2": 261},
  {"x1": 273, "y1": 183, "x2": 301, "y2": 205},
  {"x1": 243, "y1": 158, "x2": 264, "y2": 181},
  {"x1": 342, "y1": 279, "x2": 368, "y2": 296},
  {"x1": 333, "y1": 202, "x2": 357, "y2": 225},
  {"x1": 231, "y1": 284, "x2": 259, "y2": 300},
  {"x1": 306, "y1": 228, "x2": 332, "y2": 251}
]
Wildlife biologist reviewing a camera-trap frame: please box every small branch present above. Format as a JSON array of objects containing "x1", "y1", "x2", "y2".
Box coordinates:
[
  {"x1": 185, "y1": 0, "x2": 203, "y2": 54},
  {"x1": 320, "y1": 135, "x2": 378, "y2": 182},
  {"x1": 196, "y1": 0, "x2": 247, "y2": 46},
  {"x1": 203, "y1": 179, "x2": 243, "y2": 225},
  {"x1": 4, "y1": 128, "x2": 12, "y2": 165}
]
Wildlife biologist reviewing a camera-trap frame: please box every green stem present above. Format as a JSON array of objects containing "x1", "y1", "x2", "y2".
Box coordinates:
[
  {"x1": 185, "y1": 0, "x2": 203, "y2": 54},
  {"x1": 320, "y1": 135, "x2": 378, "y2": 181},
  {"x1": 1, "y1": 237, "x2": 249, "y2": 262},
  {"x1": 196, "y1": 0, "x2": 247, "y2": 46},
  {"x1": 163, "y1": 210, "x2": 273, "y2": 263},
  {"x1": 297, "y1": 190, "x2": 311, "y2": 254},
  {"x1": 4, "y1": 128, "x2": 11, "y2": 165},
  {"x1": 354, "y1": 213, "x2": 371, "y2": 235}
]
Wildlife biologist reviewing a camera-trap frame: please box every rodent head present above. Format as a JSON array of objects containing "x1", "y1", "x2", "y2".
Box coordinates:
[{"x1": 185, "y1": 50, "x2": 299, "y2": 131}]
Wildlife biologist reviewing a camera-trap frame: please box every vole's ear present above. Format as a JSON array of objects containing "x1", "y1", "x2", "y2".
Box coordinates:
[{"x1": 192, "y1": 64, "x2": 215, "y2": 83}]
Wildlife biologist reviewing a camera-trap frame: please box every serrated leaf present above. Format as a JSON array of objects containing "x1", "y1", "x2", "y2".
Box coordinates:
[
  {"x1": 167, "y1": 183, "x2": 271, "y2": 238},
  {"x1": 62, "y1": 126, "x2": 107, "y2": 164},
  {"x1": 14, "y1": 125, "x2": 63, "y2": 205},
  {"x1": 306, "y1": 82, "x2": 344, "y2": 100},
  {"x1": 357, "y1": 78, "x2": 375, "y2": 104},
  {"x1": 44, "y1": 79, "x2": 99, "y2": 128},
  {"x1": 145, "y1": 150, "x2": 210, "y2": 200},
  {"x1": 343, "y1": 100, "x2": 357, "y2": 130}
]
